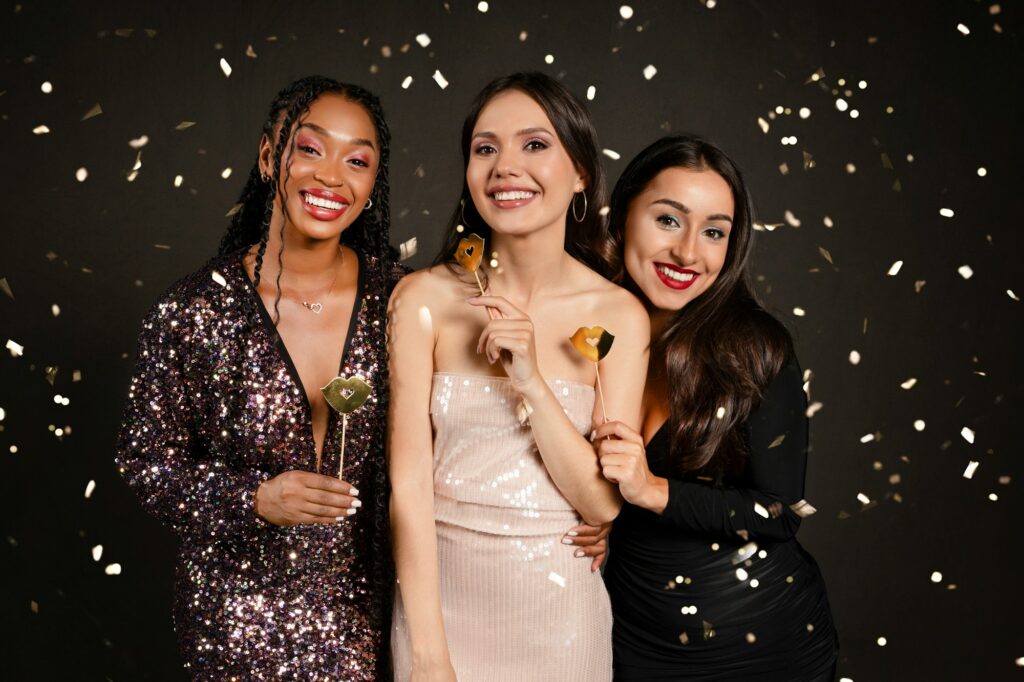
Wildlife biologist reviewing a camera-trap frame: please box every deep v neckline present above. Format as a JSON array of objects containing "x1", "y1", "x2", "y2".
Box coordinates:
[{"x1": 238, "y1": 250, "x2": 366, "y2": 456}]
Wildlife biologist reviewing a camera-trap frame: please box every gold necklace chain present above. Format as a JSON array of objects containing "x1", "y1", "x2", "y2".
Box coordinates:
[{"x1": 294, "y1": 247, "x2": 345, "y2": 314}]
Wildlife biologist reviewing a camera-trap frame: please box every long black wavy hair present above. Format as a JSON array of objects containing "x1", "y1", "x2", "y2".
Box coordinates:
[
  {"x1": 607, "y1": 135, "x2": 793, "y2": 479},
  {"x1": 433, "y1": 72, "x2": 609, "y2": 274},
  {"x1": 217, "y1": 75, "x2": 396, "y2": 659}
]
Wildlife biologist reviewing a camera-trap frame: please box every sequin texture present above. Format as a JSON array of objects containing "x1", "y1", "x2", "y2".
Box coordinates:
[{"x1": 116, "y1": 250, "x2": 402, "y2": 680}]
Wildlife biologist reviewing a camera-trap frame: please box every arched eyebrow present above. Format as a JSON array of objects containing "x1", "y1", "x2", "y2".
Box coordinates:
[
  {"x1": 298, "y1": 122, "x2": 376, "y2": 150},
  {"x1": 472, "y1": 126, "x2": 554, "y2": 141},
  {"x1": 651, "y1": 198, "x2": 732, "y2": 224}
]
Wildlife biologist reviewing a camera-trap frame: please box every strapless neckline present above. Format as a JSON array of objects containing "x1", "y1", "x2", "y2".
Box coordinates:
[{"x1": 432, "y1": 371, "x2": 595, "y2": 392}]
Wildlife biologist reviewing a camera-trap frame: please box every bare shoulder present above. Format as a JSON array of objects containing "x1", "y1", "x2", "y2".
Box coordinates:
[
  {"x1": 390, "y1": 265, "x2": 459, "y2": 307},
  {"x1": 573, "y1": 265, "x2": 650, "y2": 339}
]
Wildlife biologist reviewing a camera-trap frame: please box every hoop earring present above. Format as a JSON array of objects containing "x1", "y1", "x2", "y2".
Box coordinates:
[
  {"x1": 460, "y1": 199, "x2": 471, "y2": 228},
  {"x1": 364, "y1": 197, "x2": 373, "y2": 209},
  {"x1": 571, "y1": 191, "x2": 587, "y2": 223}
]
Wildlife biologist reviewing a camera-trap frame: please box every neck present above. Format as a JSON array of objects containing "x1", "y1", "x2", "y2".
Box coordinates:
[
  {"x1": 258, "y1": 212, "x2": 345, "y2": 287},
  {"x1": 488, "y1": 226, "x2": 573, "y2": 302}
]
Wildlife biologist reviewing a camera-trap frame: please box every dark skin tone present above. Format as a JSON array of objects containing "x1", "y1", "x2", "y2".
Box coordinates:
[{"x1": 246, "y1": 94, "x2": 380, "y2": 526}]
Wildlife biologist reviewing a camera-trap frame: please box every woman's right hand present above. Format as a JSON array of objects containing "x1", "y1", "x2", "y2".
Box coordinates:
[
  {"x1": 409, "y1": 658, "x2": 458, "y2": 682},
  {"x1": 255, "y1": 470, "x2": 360, "y2": 526}
]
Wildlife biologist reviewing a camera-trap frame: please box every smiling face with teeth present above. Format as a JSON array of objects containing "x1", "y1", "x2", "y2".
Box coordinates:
[
  {"x1": 465, "y1": 89, "x2": 585, "y2": 239},
  {"x1": 623, "y1": 166, "x2": 734, "y2": 314},
  {"x1": 259, "y1": 93, "x2": 379, "y2": 244}
]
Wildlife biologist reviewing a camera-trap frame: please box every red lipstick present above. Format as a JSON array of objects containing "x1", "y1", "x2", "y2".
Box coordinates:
[
  {"x1": 653, "y1": 262, "x2": 699, "y2": 290},
  {"x1": 300, "y1": 188, "x2": 350, "y2": 221}
]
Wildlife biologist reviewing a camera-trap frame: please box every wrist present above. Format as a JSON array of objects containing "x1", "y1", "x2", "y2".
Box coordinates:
[
  {"x1": 640, "y1": 476, "x2": 669, "y2": 514},
  {"x1": 516, "y1": 374, "x2": 549, "y2": 403}
]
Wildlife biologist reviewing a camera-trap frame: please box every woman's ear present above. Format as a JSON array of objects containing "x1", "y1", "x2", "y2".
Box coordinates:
[{"x1": 258, "y1": 133, "x2": 273, "y2": 179}]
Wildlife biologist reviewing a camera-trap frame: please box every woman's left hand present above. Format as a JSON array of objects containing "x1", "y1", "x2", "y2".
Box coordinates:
[
  {"x1": 595, "y1": 420, "x2": 668, "y2": 513},
  {"x1": 564, "y1": 522, "x2": 612, "y2": 572},
  {"x1": 469, "y1": 296, "x2": 542, "y2": 393}
]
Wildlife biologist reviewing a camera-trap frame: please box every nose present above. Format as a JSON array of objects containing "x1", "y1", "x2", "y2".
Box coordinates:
[
  {"x1": 491, "y1": 147, "x2": 523, "y2": 178},
  {"x1": 671, "y1": 227, "x2": 699, "y2": 265},
  {"x1": 314, "y1": 161, "x2": 344, "y2": 187}
]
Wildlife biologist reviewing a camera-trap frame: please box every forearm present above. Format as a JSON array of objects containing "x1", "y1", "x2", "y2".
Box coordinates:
[
  {"x1": 522, "y1": 380, "x2": 622, "y2": 525},
  {"x1": 391, "y1": 479, "x2": 451, "y2": 660},
  {"x1": 661, "y1": 477, "x2": 801, "y2": 541}
]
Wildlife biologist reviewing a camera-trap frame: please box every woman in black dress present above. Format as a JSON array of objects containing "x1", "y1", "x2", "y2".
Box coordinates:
[{"x1": 596, "y1": 135, "x2": 837, "y2": 681}]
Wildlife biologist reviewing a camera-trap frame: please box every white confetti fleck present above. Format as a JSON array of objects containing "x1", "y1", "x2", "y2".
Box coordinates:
[
  {"x1": 174, "y1": 175, "x2": 183, "y2": 187},
  {"x1": 887, "y1": 260, "x2": 903, "y2": 276},
  {"x1": 989, "y1": 493, "x2": 999, "y2": 501},
  {"x1": 432, "y1": 70, "x2": 449, "y2": 89},
  {"x1": 399, "y1": 237, "x2": 418, "y2": 261},
  {"x1": 129, "y1": 134, "x2": 149, "y2": 149},
  {"x1": 85, "y1": 480, "x2": 96, "y2": 498},
  {"x1": 602, "y1": 148, "x2": 621, "y2": 160},
  {"x1": 477, "y1": 1, "x2": 489, "y2": 11},
  {"x1": 939, "y1": 207, "x2": 955, "y2": 218},
  {"x1": 0, "y1": 407, "x2": 5, "y2": 421},
  {"x1": 41, "y1": 81, "x2": 53, "y2": 93},
  {"x1": 857, "y1": 493, "x2": 871, "y2": 504},
  {"x1": 401, "y1": 76, "x2": 413, "y2": 89},
  {"x1": 799, "y1": 107, "x2": 811, "y2": 119},
  {"x1": 544, "y1": 54, "x2": 555, "y2": 64},
  {"x1": 806, "y1": 401, "x2": 823, "y2": 417},
  {"x1": 901, "y1": 378, "x2": 917, "y2": 390},
  {"x1": 957, "y1": 23, "x2": 970, "y2": 35},
  {"x1": 33, "y1": 125, "x2": 50, "y2": 135},
  {"x1": 586, "y1": 85, "x2": 596, "y2": 101},
  {"x1": 849, "y1": 109, "x2": 860, "y2": 119},
  {"x1": 415, "y1": 33, "x2": 431, "y2": 47},
  {"x1": 735, "y1": 568, "x2": 748, "y2": 581},
  {"x1": 957, "y1": 265, "x2": 973, "y2": 280},
  {"x1": 753, "y1": 502, "x2": 769, "y2": 519},
  {"x1": 749, "y1": 578, "x2": 759, "y2": 588},
  {"x1": 823, "y1": 216, "x2": 834, "y2": 228},
  {"x1": 930, "y1": 571, "x2": 943, "y2": 583},
  {"x1": 845, "y1": 163, "x2": 857, "y2": 174},
  {"x1": 104, "y1": 563, "x2": 122, "y2": 576},
  {"x1": 860, "y1": 433, "x2": 875, "y2": 443},
  {"x1": 51, "y1": 304, "x2": 60, "y2": 317},
  {"x1": 1008, "y1": 290, "x2": 1020, "y2": 301},
  {"x1": 221, "y1": 167, "x2": 232, "y2": 179},
  {"x1": 835, "y1": 98, "x2": 848, "y2": 112},
  {"x1": 1016, "y1": 657, "x2": 1024, "y2": 668},
  {"x1": 92, "y1": 545, "x2": 103, "y2": 561},
  {"x1": 6, "y1": 339, "x2": 24, "y2": 357},
  {"x1": 963, "y1": 461, "x2": 979, "y2": 479},
  {"x1": 619, "y1": 5, "x2": 634, "y2": 19},
  {"x1": 913, "y1": 419, "x2": 926, "y2": 431},
  {"x1": 643, "y1": 64, "x2": 658, "y2": 80},
  {"x1": 705, "y1": 0, "x2": 716, "y2": 7},
  {"x1": 757, "y1": 117, "x2": 769, "y2": 133},
  {"x1": 75, "y1": 167, "x2": 88, "y2": 182},
  {"x1": 977, "y1": 167, "x2": 987, "y2": 177},
  {"x1": 877, "y1": 636, "x2": 887, "y2": 647},
  {"x1": 219, "y1": 57, "x2": 232, "y2": 77},
  {"x1": 783, "y1": 210, "x2": 800, "y2": 227},
  {"x1": 848, "y1": 350, "x2": 861, "y2": 365},
  {"x1": 211, "y1": 271, "x2": 228, "y2": 287},
  {"x1": 858, "y1": 80, "x2": 868, "y2": 89},
  {"x1": 547, "y1": 571, "x2": 566, "y2": 588},
  {"x1": 715, "y1": 406, "x2": 726, "y2": 419},
  {"x1": 792, "y1": 307, "x2": 806, "y2": 317},
  {"x1": 961, "y1": 427, "x2": 975, "y2": 444}
]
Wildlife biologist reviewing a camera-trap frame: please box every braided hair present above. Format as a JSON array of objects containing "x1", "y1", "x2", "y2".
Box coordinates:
[{"x1": 217, "y1": 76, "x2": 396, "y2": 660}]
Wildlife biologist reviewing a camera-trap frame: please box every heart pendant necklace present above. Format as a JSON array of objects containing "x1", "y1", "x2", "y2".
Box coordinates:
[{"x1": 298, "y1": 249, "x2": 344, "y2": 314}]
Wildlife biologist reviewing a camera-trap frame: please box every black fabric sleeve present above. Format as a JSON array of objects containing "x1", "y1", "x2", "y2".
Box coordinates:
[{"x1": 660, "y1": 360, "x2": 808, "y2": 542}]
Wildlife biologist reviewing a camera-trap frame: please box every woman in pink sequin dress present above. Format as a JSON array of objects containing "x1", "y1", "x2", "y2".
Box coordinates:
[{"x1": 388, "y1": 73, "x2": 649, "y2": 682}]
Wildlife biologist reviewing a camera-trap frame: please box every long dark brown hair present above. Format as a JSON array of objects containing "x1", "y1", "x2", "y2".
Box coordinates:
[
  {"x1": 433, "y1": 72, "x2": 609, "y2": 272},
  {"x1": 607, "y1": 135, "x2": 793, "y2": 478}
]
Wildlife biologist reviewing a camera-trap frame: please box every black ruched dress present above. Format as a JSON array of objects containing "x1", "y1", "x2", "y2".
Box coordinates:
[{"x1": 604, "y1": 360, "x2": 837, "y2": 681}]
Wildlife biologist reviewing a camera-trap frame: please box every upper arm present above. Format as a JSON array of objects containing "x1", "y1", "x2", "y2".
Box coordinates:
[
  {"x1": 387, "y1": 273, "x2": 438, "y2": 486},
  {"x1": 595, "y1": 291, "x2": 650, "y2": 431},
  {"x1": 745, "y1": 360, "x2": 808, "y2": 504}
]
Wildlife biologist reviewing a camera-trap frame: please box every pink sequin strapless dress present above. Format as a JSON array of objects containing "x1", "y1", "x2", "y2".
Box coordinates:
[{"x1": 393, "y1": 373, "x2": 613, "y2": 681}]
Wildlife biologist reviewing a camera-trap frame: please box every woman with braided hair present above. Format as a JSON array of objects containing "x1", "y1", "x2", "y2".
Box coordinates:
[{"x1": 116, "y1": 75, "x2": 404, "y2": 680}]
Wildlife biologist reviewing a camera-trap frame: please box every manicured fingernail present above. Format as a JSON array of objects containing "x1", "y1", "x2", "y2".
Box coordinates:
[
  {"x1": 574, "y1": 549, "x2": 585, "y2": 558},
  {"x1": 567, "y1": 531, "x2": 579, "y2": 537},
  {"x1": 345, "y1": 508, "x2": 357, "y2": 515},
  {"x1": 349, "y1": 487, "x2": 360, "y2": 497},
  {"x1": 561, "y1": 537, "x2": 574, "y2": 545},
  {"x1": 351, "y1": 499, "x2": 362, "y2": 508},
  {"x1": 335, "y1": 516, "x2": 345, "y2": 522}
]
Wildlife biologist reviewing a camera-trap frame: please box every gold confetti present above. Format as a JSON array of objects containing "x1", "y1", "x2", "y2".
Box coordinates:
[
  {"x1": 0, "y1": 278, "x2": 13, "y2": 300},
  {"x1": 643, "y1": 64, "x2": 658, "y2": 80},
  {"x1": 32, "y1": 125, "x2": 50, "y2": 135},
  {"x1": 818, "y1": 247, "x2": 833, "y2": 264},
  {"x1": 81, "y1": 103, "x2": 103, "y2": 120},
  {"x1": 245, "y1": 44, "x2": 257, "y2": 58},
  {"x1": 602, "y1": 149, "x2": 621, "y2": 160},
  {"x1": 768, "y1": 434, "x2": 786, "y2": 448},
  {"x1": 175, "y1": 121, "x2": 196, "y2": 130}
]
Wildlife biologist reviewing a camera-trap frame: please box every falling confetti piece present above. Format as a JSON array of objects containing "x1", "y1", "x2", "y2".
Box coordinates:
[
  {"x1": 957, "y1": 265, "x2": 973, "y2": 279},
  {"x1": 432, "y1": 70, "x2": 449, "y2": 89},
  {"x1": 129, "y1": 134, "x2": 149, "y2": 149},
  {"x1": 221, "y1": 167, "x2": 232, "y2": 179},
  {"x1": 939, "y1": 208, "x2": 955, "y2": 218},
  {"x1": 860, "y1": 433, "x2": 875, "y2": 443},
  {"x1": 0, "y1": 407, "x2": 5, "y2": 421},
  {"x1": 544, "y1": 54, "x2": 555, "y2": 64},
  {"x1": 848, "y1": 350, "x2": 861, "y2": 365},
  {"x1": 401, "y1": 76, "x2": 413, "y2": 89},
  {"x1": 245, "y1": 44, "x2": 257, "y2": 58},
  {"x1": 989, "y1": 493, "x2": 998, "y2": 501},
  {"x1": 51, "y1": 304, "x2": 60, "y2": 317},
  {"x1": 753, "y1": 502, "x2": 769, "y2": 519},
  {"x1": 956, "y1": 23, "x2": 970, "y2": 35},
  {"x1": 32, "y1": 125, "x2": 50, "y2": 135},
  {"x1": 961, "y1": 427, "x2": 975, "y2": 444},
  {"x1": 963, "y1": 461, "x2": 979, "y2": 479},
  {"x1": 785, "y1": 210, "x2": 802, "y2": 227},
  {"x1": 75, "y1": 167, "x2": 88, "y2": 182},
  {"x1": 806, "y1": 401, "x2": 823, "y2": 417},
  {"x1": 977, "y1": 167, "x2": 987, "y2": 177},
  {"x1": 175, "y1": 121, "x2": 196, "y2": 130},
  {"x1": 887, "y1": 260, "x2": 903, "y2": 276},
  {"x1": 901, "y1": 378, "x2": 917, "y2": 390},
  {"x1": 81, "y1": 103, "x2": 102, "y2": 120},
  {"x1": 92, "y1": 545, "x2": 103, "y2": 561},
  {"x1": 1008, "y1": 290, "x2": 1020, "y2": 301},
  {"x1": 415, "y1": 33, "x2": 431, "y2": 47},
  {"x1": 877, "y1": 636, "x2": 887, "y2": 647},
  {"x1": 211, "y1": 271, "x2": 228, "y2": 287},
  {"x1": 477, "y1": 1, "x2": 489, "y2": 11},
  {"x1": 547, "y1": 571, "x2": 566, "y2": 588},
  {"x1": 643, "y1": 64, "x2": 658, "y2": 80},
  {"x1": 41, "y1": 81, "x2": 53, "y2": 93},
  {"x1": 792, "y1": 307, "x2": 805, "y2": 317},
  {"x1": 586, "y1": 85, "x2": 596, "y2": 100},
  {"x1": 835, "y1": 98, "x2": 848, "y2": 112},
  {"x1": 104, "y1": 563, "x2": 122, "y2": 576},
  {"x1": 220, "y1": 57, "x2": 232, "y2": 77},
  {"x1": 768, "y1": 434, "x2": 786, "y2": 448},
  {"x1": 857, "y1": 493, "x2": 871, "y2": 504},
  {"x1": 0, "y1": 278, "x2": 13, "y2": 299},
  {"x1": 913, "y1": 420, "x2": 926, "y2": 431},
  {"x1": 715, "y1": 406, "x2": 726, "y2": 419},
  {"x1": 745, "y1": 632, "x2": 757, "y2": 644},
  {"x1": 6, "y1": 340, "x2": 24, "y2": 357},
  {"x1": 174, "y1": 175, "x2": 183, "y2": 187},
  {"x1": 602, "y1": 149, "x2": 621, "y2": 160},
  {"x1": 619, "y1": 5, "x2": 634, "y2": 19},
  {"x1": 735, "y1": 568, "x2": 748, "y2": 581},
  {"x1": 799, "y1": 107, "x2": 811, "y2": 119},
  {"x1": 823, "y1": 216, "x2": 834, "y2": 228},
  {"x1": 85, "y1": 480, "x2": 96, "y2": 498},
  {"x1": 757, "y1": 117, "x2": 769, "y2": 133},
  {"x1": 399, "y1": 237, "x2": 417, "y2": 261}
]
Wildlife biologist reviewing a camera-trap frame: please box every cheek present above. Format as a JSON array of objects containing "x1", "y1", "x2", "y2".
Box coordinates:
[{"x1": 622, "y1": 221, "x2": 650, "y2": 280}]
